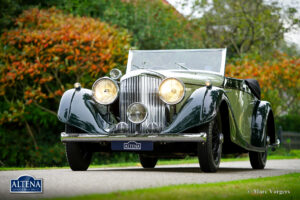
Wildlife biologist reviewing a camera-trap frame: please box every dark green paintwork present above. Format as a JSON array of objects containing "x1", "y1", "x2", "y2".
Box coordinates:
[
  {"x1": 251, "y1": 101, "x2": 274, "y2": 147},
  {"x1": 162, "y1": 87, "x2": 228, "y2": 134},
  {"x1": 224, "y1": 77, "x2": 276, "y2": 151},
  {"x1": 58, "y1": 88, "x2": 109, "y2": 134},
  {"x1": 57, "y1": 89, "x2": 75, "y2": 123},
  {"x1": 57, "y1": 86, "x2": 231, "y2": 135}
]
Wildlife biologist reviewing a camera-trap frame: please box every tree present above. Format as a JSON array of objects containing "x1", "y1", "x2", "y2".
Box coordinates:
[
  {"x1": 48, "y1": 0, "x2": 199, "y2": 49},
  {"x1": 188, "y1": 0, "x2": 300, "y2": 58}
]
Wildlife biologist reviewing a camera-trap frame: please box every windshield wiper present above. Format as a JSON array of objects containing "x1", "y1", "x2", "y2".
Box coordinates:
[
  {"x1": 175, "y1": 62, "x2": 190, "y2": 70},
  {"x1": 132, "y1": 64, "x2": 145, "y2": 69}
]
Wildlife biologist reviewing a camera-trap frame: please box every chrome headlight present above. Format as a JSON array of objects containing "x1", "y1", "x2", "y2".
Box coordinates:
[
  {"x1": 158, "y1": 78, "x2": 185, "y2": 105},
  {"x1": 127, "y1": 102, "x2": 148, "y2": 124},
  {"x1": 92, "y1": 77, "x2": 119, "y2": 105}
]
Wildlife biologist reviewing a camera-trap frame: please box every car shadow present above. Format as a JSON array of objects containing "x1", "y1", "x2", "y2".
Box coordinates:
[{"x1": 89, "y1": 167, "x2": 271, "y2": 173}]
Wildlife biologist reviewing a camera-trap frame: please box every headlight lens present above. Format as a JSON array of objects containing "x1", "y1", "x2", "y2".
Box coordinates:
[
  {"x1": 127, "y1": 103, "x2": 148, "y2": 124},
  {"x1": 158, "y1": 78, "x2": 185, "y2": 105},
  {"x1": 92, "y1": 77, "x2": 119, "y2": 105}
]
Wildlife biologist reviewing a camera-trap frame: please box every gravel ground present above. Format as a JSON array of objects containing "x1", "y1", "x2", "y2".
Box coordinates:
[{"x1": 0, "y1": 159, "x2": 299, "y2": 200}]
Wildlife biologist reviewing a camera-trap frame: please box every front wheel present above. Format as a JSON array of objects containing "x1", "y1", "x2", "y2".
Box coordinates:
[
  {"x1": 65, "y1": 125, "x2": 92, "y2": 171},
  {"x1": 139, "y1": 154, "x2": 158, "y2": 168},
  {"x1": 197, "y1": 112, "x2": 223, "y2": 172}
]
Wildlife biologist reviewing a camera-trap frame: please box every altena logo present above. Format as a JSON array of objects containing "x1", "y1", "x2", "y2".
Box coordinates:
[
  {"x1": 10, "y1": 175, "x2": 42, "y2": 193},
  {"x1": 123, "y1": 141, "x2": 141, "y2": 150}
]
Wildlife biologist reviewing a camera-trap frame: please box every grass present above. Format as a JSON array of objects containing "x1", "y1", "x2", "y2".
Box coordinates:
[
  {"x1": 1, "y1": 149, "x2": 299, "y2": 171},
  {"x1": 45, "y1": 173, "x2": 300, "y2": 200}
]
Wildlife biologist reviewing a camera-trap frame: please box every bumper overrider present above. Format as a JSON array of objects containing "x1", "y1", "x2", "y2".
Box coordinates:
[{"x1": 61, "y1": 132, "x2": 207, "y2": 143}]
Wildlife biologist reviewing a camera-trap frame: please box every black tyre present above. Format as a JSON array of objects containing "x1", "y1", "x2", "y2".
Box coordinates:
[
  {"x1": 249, "y1": 150, "x2": 267, "y2": 169},
  {"x1": 249, "y1": 123, "x2": 268, "y2": 169},
  {"x1": 139, "y1": 154, "x2": 158, "y2": 168},
  {"x1": 65, "y1": 125, "x2": 92, "y2": 171},
  {"x1": 197, "y1": 112, "x2": 223, "y2": 172}
]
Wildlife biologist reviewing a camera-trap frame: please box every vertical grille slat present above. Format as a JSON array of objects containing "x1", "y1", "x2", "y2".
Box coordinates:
[{"x1": 120, "y1": 75, "x2": 165, "y2": 133}]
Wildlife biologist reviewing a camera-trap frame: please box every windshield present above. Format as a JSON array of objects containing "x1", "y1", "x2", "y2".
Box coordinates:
[{"x1": 127, "y1": 49, "x2": 226, "y2": 75}]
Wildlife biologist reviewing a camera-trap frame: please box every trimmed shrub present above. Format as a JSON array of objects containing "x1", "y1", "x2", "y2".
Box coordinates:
[
  {"x1": 0, "y1": 8, "x2": 131, "y2": 166},
  {"x1": 226, "y1": 53, "x2": 300, "y2": 117}
]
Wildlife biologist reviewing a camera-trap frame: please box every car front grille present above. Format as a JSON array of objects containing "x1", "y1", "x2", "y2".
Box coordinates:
[{"x1": 119, "y1": 75, "x2": 166, "y2": 133}]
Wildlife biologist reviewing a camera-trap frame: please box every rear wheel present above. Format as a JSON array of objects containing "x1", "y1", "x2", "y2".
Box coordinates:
[
  {"x1": 249, "y1": 150, "x2": 267, "y2": 169},
  {"x1": 65, "y1": 125, "x2": 92, "y2": 171},
  {"x1": 197, "y1": 112, "x2": 223, "y2": 172},
  {"x1": 139, "y1": 154, "x2": 158, "y2": 168},
  {"x1": 249, "y1": 123, "x2": 268, "y2": 169}
]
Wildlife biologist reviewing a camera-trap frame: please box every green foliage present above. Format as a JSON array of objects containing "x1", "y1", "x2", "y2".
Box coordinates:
[
  {"x1": 276, "y1": 114, "x2": 300, "y2": 132},
  {"x1": 0, "y1": 0, "x2": 56, "y2": 33},
  {"x1": 48, "y1": 0, "x2": 198, "y2": 50},
  {"x1": 0, "y1": 124, "x2": 67, "y2": 167},
  {"x1": 189, "y1": 0, "x2": 300, "y2": 58},
  {"x1": 0, "y1": 0, "x2": 23, "y2": 33}
]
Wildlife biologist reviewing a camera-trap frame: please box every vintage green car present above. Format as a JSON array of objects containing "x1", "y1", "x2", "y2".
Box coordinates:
[{"x1": 58, "y1": 49, "x2": 280, "y2": 172}]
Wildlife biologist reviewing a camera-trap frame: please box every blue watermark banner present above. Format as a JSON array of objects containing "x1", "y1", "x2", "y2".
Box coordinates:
[{"x1": 10, "y1": 175, "x2": 42, "y2": 193}]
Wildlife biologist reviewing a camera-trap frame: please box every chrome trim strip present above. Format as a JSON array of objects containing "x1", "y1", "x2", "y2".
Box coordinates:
[
  {"x1": 220, "y1": 48, "x2": 227, "y2": 76},
  {"x1": 129, "y1": 49, "x2": 226, "y2": 53},
  {"x1": 61, "y1": 132, "x2": 207, "y2": 142},
  {"x1": 126, "y1": 50, "x2": 133, "y2": 73},
  {"x1": 121, "y1": 70, "x2": 165, "y2": 82},
  {"x1": 120, "y1": 74, "x2": 165, "y2": 133}
]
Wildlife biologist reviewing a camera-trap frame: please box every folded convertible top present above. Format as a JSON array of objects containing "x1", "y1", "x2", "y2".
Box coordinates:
[{"x1": 245, "y1": 79, "x2": 261, "y2": 100}]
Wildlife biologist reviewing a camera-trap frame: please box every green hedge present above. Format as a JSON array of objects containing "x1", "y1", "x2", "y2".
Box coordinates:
[{"x1": 276, "y1": 114, "x2": 300, "y2": 132}]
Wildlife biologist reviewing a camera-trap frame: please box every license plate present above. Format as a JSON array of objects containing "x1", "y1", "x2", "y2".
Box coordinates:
[{"x1": 111, "y1": 141, "x2": 153, "y2": 151}]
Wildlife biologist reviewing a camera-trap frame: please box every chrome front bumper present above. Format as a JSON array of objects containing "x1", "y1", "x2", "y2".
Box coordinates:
[{"x1": 61, "y1": 132, "x2": 207, "y2": 142}]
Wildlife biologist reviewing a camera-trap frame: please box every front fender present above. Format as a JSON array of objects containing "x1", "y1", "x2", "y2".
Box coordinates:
[
  {"x1": 57, "y1": 88, "x2": 109, "y2": 134},
  {"x1": 57, "y1": 89, "x2": 76, "y2": 123},
  {"x1": 251, "y1": 101, "x2": 275, "y2": 147},
  {"x1": 162, "y1": 86, "x2": 228, "y2": 134}
]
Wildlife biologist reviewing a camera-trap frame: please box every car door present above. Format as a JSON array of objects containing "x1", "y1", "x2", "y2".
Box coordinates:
[{"x1": 224, "y1": 78, "x2": 256, "y2": 146}]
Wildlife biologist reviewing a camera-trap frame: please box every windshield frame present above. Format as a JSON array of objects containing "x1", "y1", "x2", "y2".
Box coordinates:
[{"x1": 126, "y1": 49, "x2": 227, "y2": 76}]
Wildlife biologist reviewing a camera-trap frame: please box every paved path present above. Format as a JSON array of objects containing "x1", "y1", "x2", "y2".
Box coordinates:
[{"x1": 0, "y1": 159, "x2": 299, "y2": 199}]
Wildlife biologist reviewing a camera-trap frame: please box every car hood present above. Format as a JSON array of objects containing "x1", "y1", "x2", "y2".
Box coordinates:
[{"x1": 121, "y1": 69, "x2": 224, "y2": 87}]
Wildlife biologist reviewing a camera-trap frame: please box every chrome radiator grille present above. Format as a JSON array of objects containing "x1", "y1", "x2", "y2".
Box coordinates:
[{"x1": 119, "y1": 75, "x2": 166, "y2": 133}]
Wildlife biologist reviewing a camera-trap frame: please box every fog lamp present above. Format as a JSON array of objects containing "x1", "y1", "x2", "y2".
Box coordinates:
[
  {"x1": 115, "y1": 122, "x2": 129, "y2": 133},
  {"x1": 147, "y1": 122, "x2": 160, "y2": 133},
  {"x1": 127, "y1": 103, "x2": 148, "y2": 124}
]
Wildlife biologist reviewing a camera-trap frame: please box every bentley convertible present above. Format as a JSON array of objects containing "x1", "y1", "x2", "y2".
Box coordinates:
[{"x1": 58, "y1": 49, "x2": 280, "y2": 172}]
